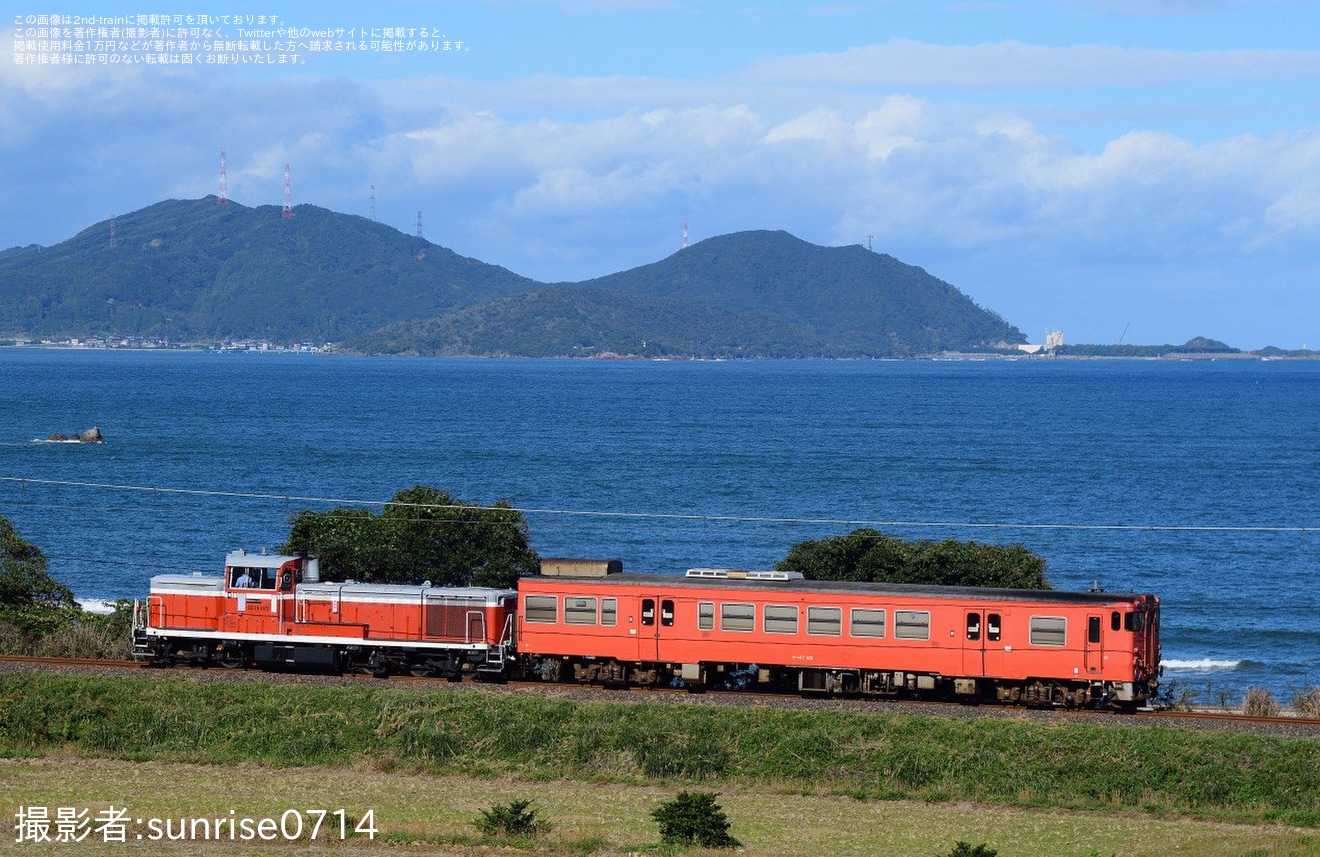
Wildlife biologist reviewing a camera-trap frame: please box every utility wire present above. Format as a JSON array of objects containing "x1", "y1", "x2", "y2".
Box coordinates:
[{"x1": 1, "y1": 475, "x2": 1313, "y2": 534}]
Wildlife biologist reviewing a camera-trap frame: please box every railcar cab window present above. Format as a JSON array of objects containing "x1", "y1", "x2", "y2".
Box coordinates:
[
  {"x1": 1124, "y1": 611, "x2": 1145, "y2": 632},
  {"x1": 525, "y1": 595, "x2": 557, "y2": 624}
]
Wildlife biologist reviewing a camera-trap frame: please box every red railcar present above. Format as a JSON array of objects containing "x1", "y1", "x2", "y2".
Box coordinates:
[
  {"x1": 517, "y1": 564, "x2": 1161, "y2": 707},
  {"x1": 133, "y1": 550, "x2": 517, "y2": 677}
]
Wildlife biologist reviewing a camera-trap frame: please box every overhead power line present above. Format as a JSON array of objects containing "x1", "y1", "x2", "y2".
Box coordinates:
[{"x1": 1, "y1": 476, "x2": 1313, "y2": 535}]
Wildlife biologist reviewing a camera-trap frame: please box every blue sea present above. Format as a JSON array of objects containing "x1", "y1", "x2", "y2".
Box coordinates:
[{"x1": 2, "y1": 349, "x2": 1317, "y2": 702}]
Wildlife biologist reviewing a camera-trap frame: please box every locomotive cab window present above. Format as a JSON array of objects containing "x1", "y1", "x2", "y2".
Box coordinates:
[
  {"x1": 641, "y1": 599, "x2": 656, "y2": 627},
  {"x1": 850, "y1": 608, "x2": 886, "y2": 638},
  {"x1": 564, "y1": 597, "x2": 598, "y2": 626},
  {"x1": 698, "y1": 601, "x2": 715, "y2": 631},
  {"x1": 1030, "y1": 616, "x2": 1067, "y2": 647},
  {"x1": 806, "y1": 606, "x2": 841, "y2": 636},
  {"x1": 764, "y1": 604, "x2": 799, "y2": 635},
  {"x1": 525, "y1": 595, "x2": 557, "y2": 624}
]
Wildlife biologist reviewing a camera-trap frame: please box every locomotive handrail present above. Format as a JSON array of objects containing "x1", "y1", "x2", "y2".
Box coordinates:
[
  {"x1": 145, "y1": 594, "x2": 166, "y2": 629},
  {"x1": 465, "y1": 610, "x2": 485, "y2": 644}
]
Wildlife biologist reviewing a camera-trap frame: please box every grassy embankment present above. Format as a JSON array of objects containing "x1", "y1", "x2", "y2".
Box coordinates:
[{"x1": 1, "y1": 673, "x2": 1318, "y2": 855}]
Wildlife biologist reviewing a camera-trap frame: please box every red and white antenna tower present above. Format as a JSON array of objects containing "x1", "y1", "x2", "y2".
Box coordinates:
[
  {"x1": 282, "y1": 163, "x2": 293, "y2": 219},
  {"x1": 218, "y1": 150, "x2": 228, "y2": 205},
  {"x1": 683, "y1": 221, "x2": 688, "y2": 249}
]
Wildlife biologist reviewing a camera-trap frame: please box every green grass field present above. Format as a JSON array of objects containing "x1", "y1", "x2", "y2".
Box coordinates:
[{"x1": 1, "y1": 672, "x2": 1318, "y2": 855}]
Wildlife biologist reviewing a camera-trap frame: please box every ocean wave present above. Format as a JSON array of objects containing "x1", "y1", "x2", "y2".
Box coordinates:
[{"x1": 1162, "y1": 658, "x2": 1243, "y2": 671}]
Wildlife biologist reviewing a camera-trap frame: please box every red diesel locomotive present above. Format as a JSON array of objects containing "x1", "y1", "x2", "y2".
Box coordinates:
[{"x1": 133, "y1": 552, "x2": 1161, "y2": 707}]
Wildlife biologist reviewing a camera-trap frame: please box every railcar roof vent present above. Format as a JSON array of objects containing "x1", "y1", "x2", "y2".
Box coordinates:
[{"x1": 685, "y1": 568, "x2": 804, "y2": 581}]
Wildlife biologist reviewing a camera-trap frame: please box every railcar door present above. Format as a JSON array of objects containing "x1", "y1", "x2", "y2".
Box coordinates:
[
  {"x1": 637, "y1": 596, "x2": 669, "y2": 663},
  {"x1": 1084, "y1": 613, "x2": 1104, "y2": 674},
  {"x1": 962, "y1": 610, "x2": 987, "y2": 676}
]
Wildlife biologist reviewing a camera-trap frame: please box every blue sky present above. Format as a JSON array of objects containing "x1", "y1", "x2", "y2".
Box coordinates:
[{"x1": 4, "y1": 0, "x2": 1319, "y2": 348}]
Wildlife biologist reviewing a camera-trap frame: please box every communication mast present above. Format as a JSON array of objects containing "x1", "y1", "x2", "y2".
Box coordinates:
[
  {"x1": 218, "y1": 150, "x2": 228, "y2": 205},
  {"x1": 109, "y1": 213, "x2": 117, "y2": 249},
  {"x1": 683, "y1": 221, "x2": 688, "y2": 249},
  {"x1": 282, "y1": 163, "x2": 293, "y2": 219},
  {"x1": 416, "y1": 210, "x2": 423, "y2": 240},
  {"x1": 370, "y1": 184, "x2": 376, "y2": 222}
]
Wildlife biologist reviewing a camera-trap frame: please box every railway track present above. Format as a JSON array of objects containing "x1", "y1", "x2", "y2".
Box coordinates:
[{"x1": 4, "y1": 654, "x2": 1319, "y2": 734}]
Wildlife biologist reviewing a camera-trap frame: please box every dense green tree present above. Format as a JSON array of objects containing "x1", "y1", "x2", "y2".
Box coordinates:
[
  {"x1": 777, "y1": 528, "x2": 1049, "y2": 589},
  {"x1": 282, "y1": 485, "x2": 539, "y2": 588},
  {"x1": 0, "y1": 515, "x2": 80, "y2": 636}
]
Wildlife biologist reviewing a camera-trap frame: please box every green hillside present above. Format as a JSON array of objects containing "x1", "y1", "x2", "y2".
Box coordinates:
[
  {"x1": 0, "y1": 197, "x2": 536, "y2": 342},
  {"x1": 1, "y1": 200, "x2": 1024, "y2": 356},
  {"x1": 353, "y1": 231, "x2": 1025, "y2": 357}
]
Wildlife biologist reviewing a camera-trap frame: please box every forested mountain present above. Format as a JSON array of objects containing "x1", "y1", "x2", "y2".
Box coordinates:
[
  {"x1": 352, "y1": 231, "x2": 1026, "y2": 357},
  {"x1": 0, "y1": 198, "x2": 536, "y2": 342},
  {"x1": 1, "y1": 199, "x2": 1025, "y2": 356}
]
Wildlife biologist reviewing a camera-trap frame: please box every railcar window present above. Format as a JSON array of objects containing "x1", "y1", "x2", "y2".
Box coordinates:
[
  {"x1": 1124, "y1": 611, "x2": 1145, "y2": 632},
  {"x1": 661, "y1": 599, "x2": 675, "y2": 627},
  {"x1": 601, "y1": 598, "x2": 618, "y2": 627},
  {"x1": 698, "y1": 601, "x2": 715, "y2": 631},
  {"x1": 806, "y1": 606, "x2": 842, "y2": 636},
  {"x1": 1029, "y1": 616, "x2": 1067, "y2": 647},
  {"x1": 763, "y1": 604, "x2": 799, "y2": 635},
  {"x1": 642, "y1": 598, "x2": 656, "y2": 627},
  {"x1": 987, "y1": 613, "x2": 1001, "y2": 642},
  {"x1": 850, "y1": 608, "x2": 886, "y2": 638},
  {"x1": 721, "y1": 603, "x2": 755, "y2": 632},
  {"x1": 894, "y1": 610, "x2": 931, "y2": 640},
  {"x1": 966, "y1": 613, "x2": 981, "y2": 641},
  {"x1": 1112, "y1": 611, "x2": 1121, "y2": 632},
  {"x1": 525, "y1": 595, "x2": 558, "y2": 624},
  {"x1": 1088, "y1": 615, "x2": 1101, "y2": 644},
  {"x1": 564, "y1": 597, "x2": 598, "y2": 626}
]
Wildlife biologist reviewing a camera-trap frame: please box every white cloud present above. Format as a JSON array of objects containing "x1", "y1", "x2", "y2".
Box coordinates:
[{"x1": 744, "y1": 39, "x2": 1320, "y2": 89}]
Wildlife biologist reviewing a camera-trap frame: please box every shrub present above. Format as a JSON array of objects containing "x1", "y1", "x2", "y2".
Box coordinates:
[
  {"x1": 1242, "y1": 687, "x2": 1280, "y2": 718},
  {"x1": 942, "y1": 843, "x2": 998, "y2": 857},
  {"x1": 474, "y1": 799, "x2": 549, "y2": 839},
  {"x1": 1290, "y1": 686, "x2": 1320, "y2": 717},
  {"x1": 651, "y1": 791, "x2": 740, "y2": 849}
]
